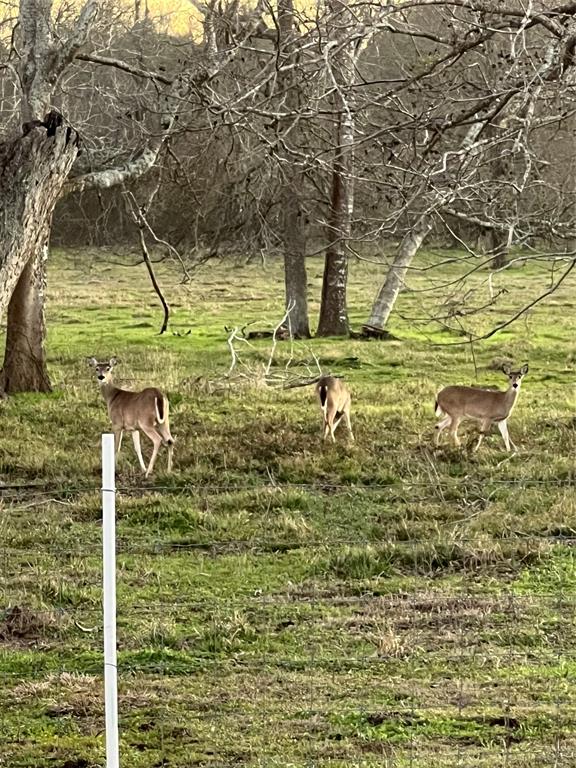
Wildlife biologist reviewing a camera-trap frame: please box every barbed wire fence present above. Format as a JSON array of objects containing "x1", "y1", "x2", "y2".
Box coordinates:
[{"x1": 0, "y1": 441, "x2": 575, "y2": 767}]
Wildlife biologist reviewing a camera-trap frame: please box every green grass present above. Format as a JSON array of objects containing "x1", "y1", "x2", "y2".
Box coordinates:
[{"x1": 0, "y1": 248, "x2": 575, "y2": 767}]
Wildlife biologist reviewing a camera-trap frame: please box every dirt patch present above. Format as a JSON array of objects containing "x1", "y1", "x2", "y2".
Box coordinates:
[{"x1": 0, "y1": 605, "x2": 57, "y2": 643}]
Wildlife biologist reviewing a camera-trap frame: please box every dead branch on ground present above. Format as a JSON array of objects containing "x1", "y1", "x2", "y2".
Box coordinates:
[{"x1": 222, "y1": 301, "x2": 337, "y2": 388}]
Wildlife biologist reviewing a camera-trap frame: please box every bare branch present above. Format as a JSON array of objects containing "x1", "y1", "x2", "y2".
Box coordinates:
[
  {"x1": 437, "y1": 259, "x2": 576, "y2": 346},
  {"x1": 264, "y1": 299, "x2": 295, "y2": 377},
  {"x1": 55, "y1": 0, "x2": 100, "y2": 74},
  {"x1": 75, "y1": 52, "x2": 173, "y2": 85},
  {"x1": 64, "y1": 144, "x2": 165, "y2": 194},
  {"x1": 124, "y1": 191, "x2": 171, "y2": 335}
]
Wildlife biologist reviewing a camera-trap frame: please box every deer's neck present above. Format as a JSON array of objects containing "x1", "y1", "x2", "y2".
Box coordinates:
[
  {"x1": 504, "y1": 384, "x2": 520, "y2": 414},
  {"x1": 100, "y1": 382, "x2": 123, "y2": 404}
]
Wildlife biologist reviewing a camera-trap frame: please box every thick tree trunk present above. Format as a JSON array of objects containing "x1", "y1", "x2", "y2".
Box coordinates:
[
  {"x1": 282, "y1": 192, "x2": 310, "y2": 337},
  {"x1": 316, "y1": 150, "x2": 352, "y2": 337},
  {"x1": 0, "y1": 123, "x2": 79, "y2": 322},
  {"x1": 0, "y1": 122, "x2": 79, "y2": 394},
  {"x1": 363, "y1": 216, "x2": 432, "y2": 334},
  {"x1": 316, "y1": 6, "x2": 355, "y2": 338},
  {"x1": 0, "y1": 0, "x2": 98, "y2": 395},
  {"x1": 278, "y1": 0, "x2": 310, "y2": 339},
  {"x1": 0, "y1": 244, "x2": 51, "y2": 394}
]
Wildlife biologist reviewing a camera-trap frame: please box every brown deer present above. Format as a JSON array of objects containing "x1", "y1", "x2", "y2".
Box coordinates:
[
  {"x1": 88, "y1": 358, "x2": 174, "y2": 476},
  {"x1": 316, "y1": 375, "x2": 354, "y2": 443},
  {"x1": 434, "y1": 363, "x2": 528, "y2": 452}
]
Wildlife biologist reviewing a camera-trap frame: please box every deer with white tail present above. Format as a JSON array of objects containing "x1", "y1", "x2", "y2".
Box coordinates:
[
  {"x1": 88, "y1": 358, "x2": 174, "y2": 477},
  {"x1": 316, "y1": 375, "x2": 354, "y2": 443},
  {"x1": 434, "y1": 363, "x2": 529, "y2": 452}
]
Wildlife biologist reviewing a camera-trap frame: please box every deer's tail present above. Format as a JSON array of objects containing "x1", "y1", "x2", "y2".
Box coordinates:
[{"x1": 155, "y1": 396, "x2": 166, "y2": 424}]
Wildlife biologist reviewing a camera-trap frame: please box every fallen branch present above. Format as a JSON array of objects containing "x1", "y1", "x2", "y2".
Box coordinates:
[
  {"x1": 224, "y1": 302, "x2": 322, "y2": 387},
  {"x1": 226, "y1": 326, "x2": 258, "y2": 378},
  {"x1": 264, "y1": 300, "x2": 296, "y2": 378},
  {"x1": 283, "y1": 373, "x2": 336, "y2": 390}
]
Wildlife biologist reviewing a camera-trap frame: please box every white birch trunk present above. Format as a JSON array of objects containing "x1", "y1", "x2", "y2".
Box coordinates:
[
  {"x1": 363, "y1": 118, "x2": 487, "y2": 336},
  {"x1": 364, "y1": 217, "x2": 432, "y2": 334}
]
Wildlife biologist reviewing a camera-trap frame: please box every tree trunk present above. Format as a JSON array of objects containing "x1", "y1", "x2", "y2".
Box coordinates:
[
  {"x1": 0, "y1": 0, "x2": 98, "y2": 394},
  {"x1": 0, "y1": 123, "x2": 79, "y2": 322},
  {"x1": 282, "y1": 192, "x2": 310, "y2": 337},
  {"x1": 316, "y1": 1, "x2": 355, "y2": 338},
  {"x1": 277, "y1": 0, "x2": 310, "y2": 339},
  {"x1": 490, "y1": 228, "x2": 509, "y2": 269},
  {"x1": 363, "y1": 216, "x2": 432, "y2": 334},
  {"x1": 0, "y1": 122, "x2": 79, "y2": 394},
  {"x1": 316, "y1": 149, "x2": 352, "y2": 337},
  {"x1": 0, "y1": 244, "x2": 51, "y2": 394}
]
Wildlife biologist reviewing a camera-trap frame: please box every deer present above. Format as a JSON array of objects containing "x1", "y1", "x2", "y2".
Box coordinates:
[
  {"x1": 316, "y1": 375, "x2": 354, "y2": 443},
  {"x1": 88, "y1": 358, "x2": 174, "y2": 477},
  {"x1": 434, "y1": 363, "x2": 529, "y2": 452}
]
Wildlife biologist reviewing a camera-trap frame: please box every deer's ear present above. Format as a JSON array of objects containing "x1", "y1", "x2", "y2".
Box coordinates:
[
  {"x1": 502, "y1": 363, "x2": 511, "y2": 375},
  {"x1": 109, "y1": 357, "x2": 118, "y2": 367},
  {"x1": 520, "y1": 363, "x2": 529, "y2": 375},
  {"x1": 87, "y1": 357, "x2": 98, "y2": 367}
]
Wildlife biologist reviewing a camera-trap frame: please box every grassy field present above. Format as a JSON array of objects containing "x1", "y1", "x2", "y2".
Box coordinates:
[{"x1": 0, "y1": 248, "x2": 575, "y2": 767}]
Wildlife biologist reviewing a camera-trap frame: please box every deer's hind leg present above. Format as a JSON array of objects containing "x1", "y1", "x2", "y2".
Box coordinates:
[
  {"x1": 331, "y1": 410, "x2": 345, "y2": 440},
  {"x1": 321, "y1": 413, "x2": 330, "y2": 441},
  {"x1": 434, "y1": 415, "x2": 451, "y2": 446},
  {"x1": 156, "y1": 422, "x2": 174, "y2": 473},
  {"x1": 131, "y1": 430, "x2": 147, "y2": 472},
  {"x1": 344, "y1": 405, "x2": 354, "y2": 442},
  {"x1": 140, "y1": 423, "x2": 164, "y2": 477},
  {"x1": 328, "y1": 417, "x2": 337, "y2": 443},
  {"x1": 448, "y1": 416, "x2": 463, "y2": 447},
  {"x1": 166, "y1": 441, "x2": 174, "y2": 473},
  {"x1": 322, "y1": 406, "x2": 336, "y2": 443}
]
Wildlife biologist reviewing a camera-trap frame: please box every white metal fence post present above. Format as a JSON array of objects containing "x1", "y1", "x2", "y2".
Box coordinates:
[{"x1": 102, "y1": 433, "x2": 120, "y2": 768}]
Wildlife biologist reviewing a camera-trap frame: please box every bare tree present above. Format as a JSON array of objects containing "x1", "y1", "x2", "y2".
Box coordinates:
[
  {"x1": 363, "y1": 217, "x2": 432, "y2": 338},
  {"x1": 0, "y1": 0, "x2": 95, "y2": 392},
  {"x1": 4, "y1": 0, "x2": 576, "y2": 373},
  {"x1": 0, "y1": 0, "x2": 268, "y2": 393},
  {"x1": 359, "y1": 5, "x2": 576, "y2": 336}
]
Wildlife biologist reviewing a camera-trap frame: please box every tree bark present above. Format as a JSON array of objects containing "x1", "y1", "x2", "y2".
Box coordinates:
[
  {"x1": 278, "y1": 0, "x2": 310, "y2": 339},
  {"x1": 282, "y1": 193, "x2": 310, "y2": 338},
  {"x1": 0, "y1": 124, "x2": 79, "y2": 323},
  {"x1": 486, "y1": 128, "x2": 511, "y2": 270},
  {"x1": 490, "y1": 228, "x2": 509, "y2": 269},
  {"x1": 0, "y1": 125, "x2": 79, "y2": 393},
  {"x1": 0, "y1": 0, "x2": 99, "y2": 395},
  {"x1": 0, "y1": 243, "x2": 51, "y2": 394},
  {"x1": 316, "y1": 146, "x2": 352, "y2": 337},
  {"x1": 363, "y1": 216, "x2": 432, "y2": 334}
]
